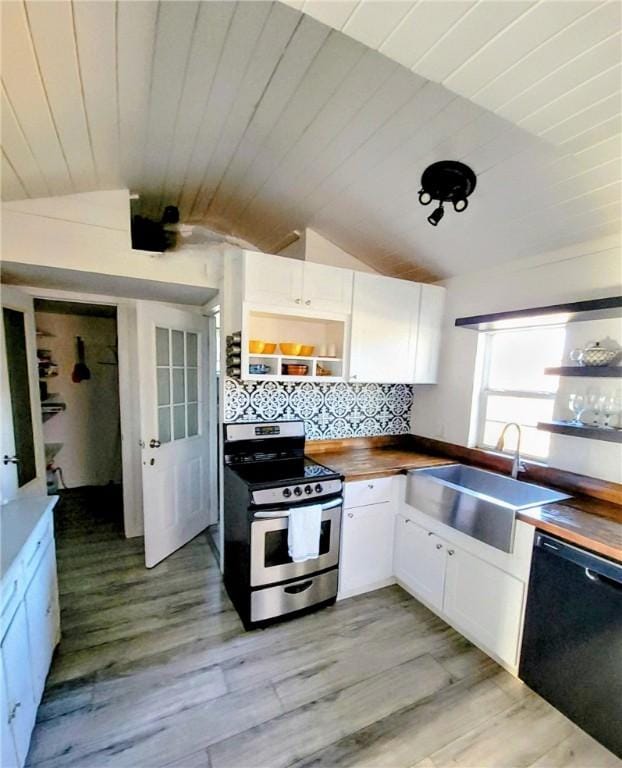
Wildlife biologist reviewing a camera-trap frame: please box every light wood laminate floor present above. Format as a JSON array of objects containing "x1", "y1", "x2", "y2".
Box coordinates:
[{"x1": 27, "y1": 488, "x2": 619, "y2": 768}]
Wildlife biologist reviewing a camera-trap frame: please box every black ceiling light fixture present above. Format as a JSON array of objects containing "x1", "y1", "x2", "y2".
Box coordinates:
[{"x1": 418, "y1": 160, "x2": 477, "y2": 226}]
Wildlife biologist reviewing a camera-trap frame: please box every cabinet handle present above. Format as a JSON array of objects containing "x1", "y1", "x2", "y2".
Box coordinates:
[
  {"x1": 8, "y1": 702, "x2": 21, "y2": 723},
  {"x1": 27, "y1": 539, "x2": 42, "y2": 566},
  {"x1": 427, "y1": 531, "x2": 434, "y2": 536},
  {"x1": 295, "y1": 298, "x2": 301, "y2": 304},
  {"x1": 367, "y1": 484, "x2": 374, "y2": 489},
  {"x1": 305, "y1": 300, "x2": 311, "y2": 305},
  {"x1": 351, "y1": 374, "x2": 357, "y2": 380},
  {"x1": 448, "y1": 549, "x2": 455, "y2": 556},
  {"x1": 347, "y1": 512, "x2": 354, "y2": 518},
  {"x1": 3, "y1": 455, "x2": 19, "y2": 465},
  {"x1": 436, "y1": 543, "x2": 443, "y2": 550}
]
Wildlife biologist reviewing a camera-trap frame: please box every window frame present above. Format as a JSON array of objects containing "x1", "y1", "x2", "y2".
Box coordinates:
[{"x1": 475, "y1": 327, "x2": 563, "y2": 462}]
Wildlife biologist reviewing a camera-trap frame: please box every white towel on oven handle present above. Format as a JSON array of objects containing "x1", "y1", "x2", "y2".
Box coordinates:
[{"x1": 287, "y1": 504, "x2": 323, "y2": 563}]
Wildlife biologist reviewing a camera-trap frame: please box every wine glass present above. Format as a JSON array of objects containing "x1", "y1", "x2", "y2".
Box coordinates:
[
  {"x1": 568, "y1": 394, "x2": 587, "y2": 425},
  {"x1": 586, "y1": 392, "x2": 605, "y2": 426},
  {"x1": 602, "y1": 394, "x2": 621, "y2": 429}
]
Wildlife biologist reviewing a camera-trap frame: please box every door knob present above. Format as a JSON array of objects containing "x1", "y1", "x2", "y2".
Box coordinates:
[
  {"x1": 305, "y1": 300, "x2": 311, "y2": 305},
  {"x1": 149, "y1": 439, "x2": 161, "y2": 448},
  {"x1": 295, "y1": 298, "x2": 302, "y2": 304},
  {"x1": 448, "y1": 549, "x2": 455, "y2": 556},
  {"x1": 436, "y1": 543, "x2": 443, "y2": 550},
  {"x1": 2, "y1": 455, "x2": 19, "y2": 465}
]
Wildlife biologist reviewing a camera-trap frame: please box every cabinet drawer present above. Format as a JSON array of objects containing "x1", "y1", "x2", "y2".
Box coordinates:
[
  {"x1": 344, "y1": 477, "x2": 393, "y2": 509},
  {"x1": 22, "y1": 513, "x2": 53, "y2": 586},
  {"x1": 0, "y1": 569, "x2": 23, "y2": 631}
]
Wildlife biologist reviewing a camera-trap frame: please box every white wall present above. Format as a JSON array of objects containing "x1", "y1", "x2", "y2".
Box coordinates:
[
  {"x1": 279, "y1": 228, "x2": 378, "y2": 273},
  {"x1": 412, "y1": 236, "x2": 622, "y2": 483},
  {"x1": 1, "y1": 190, "x2": 223, "y2": 292},
  {"x1": 37, "y1": 312, "x2": 122, "y2": 488}
]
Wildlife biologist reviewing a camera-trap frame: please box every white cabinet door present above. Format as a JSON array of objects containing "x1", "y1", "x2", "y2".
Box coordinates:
[
  {"x1": 393, "y1": 515, "x2": 446, "y2": 611},
  {"x1": 24, "y1": 541, "x2": 58, "y2": 702},
  {"x1": 302, "y1": 262, "x2": 353, "y2": 314},
  {"x1": 340, "y1": 502, "x2": 394, "y2": 596},
  {"x1": 244, "y1": 252, "x2": 304, "y2": 308},
  {"x1": 1, "y1": 665, "x2": 18, "y2": 768},
  {"x1": 443, "y1": 546, "x2": 525, "y2": 667},
  {"x1": 349, "y1": 273, "x2": 421, "y2": 383},
  {"x1": 1, "y1": 603, "x2": 37, "y2": 767},
  {"x1": 413, "y1": 284, "x2": 445, "y2": 384}
]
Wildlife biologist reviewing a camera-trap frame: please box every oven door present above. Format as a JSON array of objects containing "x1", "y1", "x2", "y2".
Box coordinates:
[{"x1": 250, "y1": 497, "x2": 342, "y2": 587}]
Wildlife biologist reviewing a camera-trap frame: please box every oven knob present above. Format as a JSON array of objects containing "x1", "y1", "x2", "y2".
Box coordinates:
[
  {"x1": 304, "y1": 485, "x2": 313, "y2": 495},
  {"x1": 282, "y1": 488, "x2": 292, "y2": 498},
  {"x1": 293, "y1": 486, "x2": 303, "y2": 496},
  {"x1": 315, "y1": 484, "x2": 323, "y2": 493}
]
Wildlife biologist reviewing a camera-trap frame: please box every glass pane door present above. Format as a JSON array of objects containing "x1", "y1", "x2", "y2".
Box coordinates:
[{"x1": 156, "y1": 327, "x2": 200, "y2": 443}]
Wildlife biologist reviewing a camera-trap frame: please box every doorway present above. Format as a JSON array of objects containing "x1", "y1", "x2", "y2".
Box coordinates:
[{"x1": 34, "y1": 299, "x2": 124, "y2": 535}]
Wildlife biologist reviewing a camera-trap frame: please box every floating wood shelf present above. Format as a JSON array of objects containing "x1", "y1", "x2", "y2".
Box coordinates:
[
  {"x1": 544, "y1": 366, "x2": 622, "y2": 378},
  {"x1": 537, "y1": 420, "x2": 622, "y2": 443},
  {"x1": 456, "y1": 296, "x2": 622, "y2": 331}
]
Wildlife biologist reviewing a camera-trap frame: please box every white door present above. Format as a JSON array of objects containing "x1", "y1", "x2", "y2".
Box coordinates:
[
  {"x1": 0, "y1": 286, "x2": 46, "y2": 502},
  {"x1": 340, "y1": 502, "x2": 394, "y2": 596},
  {"x1": 244, "y1": 252, "x2": 304, "y2": 308},
  {"x1": 349, "y1": 273, "x2": 421, "y2": 383},
  {"x1": 1, "y1": 603, "x2": 37, "y2": 766},
  {"x1": 302, "y1": 262, "x2": 353, "y2": 314},
  {"x1": 136, "y1": 302, "x2": 211, "y2": 568},
  {"x1": 443, "y1": 546, "x2": 525, "y2": 667},
  {"x1": 394, "y1": 515, "x2": 446, "y2": 611}
]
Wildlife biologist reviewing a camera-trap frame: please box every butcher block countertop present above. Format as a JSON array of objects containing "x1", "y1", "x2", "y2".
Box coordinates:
[{"x1": 307, "y1": 435, "x2": 622, "y2": 562}]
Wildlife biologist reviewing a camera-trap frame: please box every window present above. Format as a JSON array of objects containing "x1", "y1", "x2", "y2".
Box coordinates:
[{"x1": 477, "y1": 326, "x2": 566, "y2": 461}]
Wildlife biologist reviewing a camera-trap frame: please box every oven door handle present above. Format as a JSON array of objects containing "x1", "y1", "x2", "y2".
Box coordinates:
[{"x1": 253, "y1": 497, "x2": 342, "y2": 519}]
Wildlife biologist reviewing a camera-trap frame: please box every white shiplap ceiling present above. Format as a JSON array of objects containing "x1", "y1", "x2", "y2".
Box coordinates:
[{"x1": 1, "y1": 0, "x2": 620, "y2": 280}]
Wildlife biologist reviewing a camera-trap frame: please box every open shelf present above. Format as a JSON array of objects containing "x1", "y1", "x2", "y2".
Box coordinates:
[
  {"x1": 544, "y1": 366, "x2": 621, "y2": 378},
  {"x1": 41, "y1": 396, "x2": 66, "y2": 423},
  {"x1": 537, "y1": 420, "x2": 622, "y2": 443},
  {"x1": 244, "y1": 308, "x2": 347, "y2": 382}
]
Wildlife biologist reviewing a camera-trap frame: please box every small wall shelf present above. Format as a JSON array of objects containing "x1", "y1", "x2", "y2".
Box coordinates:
[
  {"x1": 537, "y1": 420, "x2": 622, "y2": 443},
  {"x1": 456, "y1": 296, "x2": 622, "y2": 331},
  {"x1": 544, "y1": 366, "x2": 622, "y2": 378}
]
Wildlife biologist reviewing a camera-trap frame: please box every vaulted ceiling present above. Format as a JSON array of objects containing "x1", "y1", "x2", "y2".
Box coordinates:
[{"x1": 1, "y1": 0, "x2": 620, "y2": 279}]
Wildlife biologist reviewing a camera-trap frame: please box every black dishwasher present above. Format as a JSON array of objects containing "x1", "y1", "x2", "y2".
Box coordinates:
[{"x1": 519, "y1": 532, "x2": 622, "y2": 757}]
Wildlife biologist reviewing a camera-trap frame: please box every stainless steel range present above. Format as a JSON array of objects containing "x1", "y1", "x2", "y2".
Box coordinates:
[{"x1": 223, "y1": 421, "x2": 343, "y2": 629}]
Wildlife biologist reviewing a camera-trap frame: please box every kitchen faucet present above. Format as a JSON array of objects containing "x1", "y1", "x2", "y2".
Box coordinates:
[{"x1": 495, "y1": 422, "x2": 527, "y2": 479}]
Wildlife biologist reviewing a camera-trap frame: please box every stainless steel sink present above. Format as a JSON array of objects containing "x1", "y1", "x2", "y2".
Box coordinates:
[{"x1": 406, "y1": 464, "x2": 571, "y2": 552}]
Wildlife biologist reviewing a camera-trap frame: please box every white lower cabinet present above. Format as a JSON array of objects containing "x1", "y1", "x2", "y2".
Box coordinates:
[
  {"x1": 1, "y1": 603, "x2": 38, "y2": 767},
  {"x1": 394, "y1": 512, "x2": 528, "y2": 671},
  {"x1": 443, "y1": 546, "x2": 525, "y2": 668},
  {"x1": 24, "y1": 541, "x2": 59, "y2": 701},
  {"x1": 394, "y1": 516, "x2": 446, "y2": 612},
  {"x1": 1, "y1": 501, "x2": 60, "y2": 768},
  {"x1": 340, "y1": 502, "x2": 394, "y2": 597}
]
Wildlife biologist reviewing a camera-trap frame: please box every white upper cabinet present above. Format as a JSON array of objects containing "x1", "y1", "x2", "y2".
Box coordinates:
[
  {"x1": 244, "y1": 252, "x2": 304, "y2": 308},
  {"x1": 243, "y1": 252, "x2": 352, "y2": 315},
  {"x1": 349, "y1": 273, "x2": 445, "y2": 384},
  {"x1": 301, "y1": 261, "x2": 353, "y2": 314},
  {"x1": 349, "y1": 272, "x2": 421, "y2": 383},
  {"x1": 413, "y1": 284, "x2": 445, "y2": 384}
]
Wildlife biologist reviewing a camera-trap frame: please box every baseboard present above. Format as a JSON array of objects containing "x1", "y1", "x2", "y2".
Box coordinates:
[{"x1": 337, "y1": 576, "x2": 396, "y2": 601}]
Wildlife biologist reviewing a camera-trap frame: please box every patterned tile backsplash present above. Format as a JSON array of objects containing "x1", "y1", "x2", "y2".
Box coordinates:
[{"x1": 224, "y1": 378, "x2": 414, "y2": 440}]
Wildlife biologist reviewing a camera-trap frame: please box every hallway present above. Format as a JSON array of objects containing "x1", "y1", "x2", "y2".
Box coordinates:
[{"x1": 26, "y1": 490, "x2": 617, "y2": 768}]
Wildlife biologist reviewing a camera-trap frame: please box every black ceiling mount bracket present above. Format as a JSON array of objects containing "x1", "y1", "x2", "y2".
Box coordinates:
[{"x1": 418, "y1": 160, "x2": 477, "y2": 226}]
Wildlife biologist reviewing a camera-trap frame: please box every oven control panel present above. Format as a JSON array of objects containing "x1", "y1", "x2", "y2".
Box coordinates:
[{"x1": 251, "y1": 479, "x2": 342, "y2": 507}]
